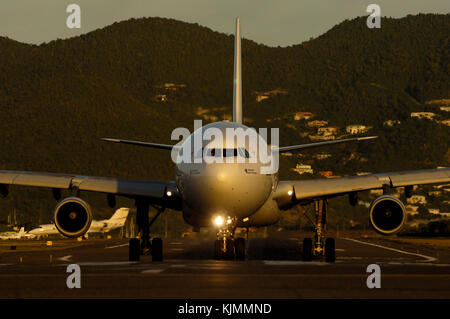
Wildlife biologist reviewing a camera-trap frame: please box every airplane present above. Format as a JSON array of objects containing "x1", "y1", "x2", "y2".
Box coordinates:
[
  {"x1": 0, "y1": 227, "x2": 35, "y2": 240},
  {"x1": 27, "y1": 207, "x2": 130, "y2": 239},
  {"x1": 0, "y1": 18, "x2": 449, "y2": 262}
]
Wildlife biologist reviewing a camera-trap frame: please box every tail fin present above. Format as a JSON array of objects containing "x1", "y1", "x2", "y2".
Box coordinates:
[
  {"x1": 108, "y1": 208, "x2": 130, "y2": 224},
  {"x1": 233, "y1": 17, "x2": 243, "y2": 124},
  {"x1": 18, "y1": 227, "x2": 25, "y2": 235}
]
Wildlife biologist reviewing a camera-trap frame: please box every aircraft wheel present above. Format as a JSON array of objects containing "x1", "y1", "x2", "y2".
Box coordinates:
[
  {"x1": 235, "y1": 238, "x2": 246, "y2": 260},
  {"x1": 152, "y1": 237, "x2": 163, "y2": 262},
  {"x1": 325, "y1": 238, "x2": 335, "y2": 263},
  {"x1": 302, "y1": 238, "x2": 313, "y2": 261},
  {"x1": 225, "y1": 238, "x2": 235, "y2": 260},
  {"x1": 129, "y1": 238, "x2": 140, "y2": 261}
]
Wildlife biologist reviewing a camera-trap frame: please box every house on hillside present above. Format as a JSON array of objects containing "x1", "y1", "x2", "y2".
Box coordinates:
[
  {"x1": 346, "y1": 125, "x2": 371, "y2": 134},
  {"x1": 294, "y1": 112, "x2": 314, "y2": 120},
  {"x1": 440, "y1": 119, "x2": 450, "y2": 127},
  {"x1": 307, "y1": 120, "x2": 328, "y2": 127},
  {"x1": 407, "y1": 195, "x2": 427, "y2": 205},
  {"x1": 317, "y1": 126, "x2": 339, "y2": 136},
  {"x1": 292, "y1": 164, "x2": 313, "y2": 175},
  {"x1": 383, "y1": 120, "x2": 401, "y2": 127},
  {"x1": 410, "y1": 112, "x2": 435, "y2": 120}
]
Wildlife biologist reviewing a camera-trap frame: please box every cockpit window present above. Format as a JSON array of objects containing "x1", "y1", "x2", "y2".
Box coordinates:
[{"x1": 203, "y1": 148, "x2": 250, "y2": 158}]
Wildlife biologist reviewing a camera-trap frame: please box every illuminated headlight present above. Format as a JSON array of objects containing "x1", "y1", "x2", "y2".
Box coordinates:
[
  {"x1": 227, "y1": 217, "x2": 232, "y2": 224},
  {"x1": 214, "y1": 216, "x2": 224, "y2": 227},
  {"x1": 287, "y1": 190, "x2": 293, "y2": 196},
  {"x1": 166, "y1": 190, "x2": 172, "y2": 197}
]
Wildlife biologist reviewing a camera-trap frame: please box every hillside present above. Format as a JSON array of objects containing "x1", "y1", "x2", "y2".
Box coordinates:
[{"x1": 0, "y1": 14, "x2": 449, "y2": 227}]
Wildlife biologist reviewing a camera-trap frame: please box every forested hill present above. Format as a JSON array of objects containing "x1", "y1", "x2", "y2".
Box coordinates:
[{"x1": 0, "y1": 14, "x2": 449, "y2": 221}]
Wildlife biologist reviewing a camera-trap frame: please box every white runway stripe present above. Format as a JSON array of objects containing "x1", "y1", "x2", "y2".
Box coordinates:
[
  {"x1": 343, "y1": 238, "x2": 437, "y2": 262},
  {"x1": 105, "y1": 243, "x2": 129, "y2": 249},
  {"x1": 72, "y1": 261, "x2": 139, "y2": 266}
]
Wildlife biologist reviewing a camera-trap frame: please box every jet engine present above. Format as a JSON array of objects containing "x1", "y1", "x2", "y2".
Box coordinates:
[
  {"x1": 369, "y1": 195, "x2": 406, "y2": 235},
  {"x1": 54, "y1": 197, "x2": 92, "y2": 238}
]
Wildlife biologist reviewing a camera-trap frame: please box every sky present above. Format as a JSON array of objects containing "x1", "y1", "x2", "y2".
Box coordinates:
[{"x1": 0, "y1": 0, "x2": 448, "y2": 47}]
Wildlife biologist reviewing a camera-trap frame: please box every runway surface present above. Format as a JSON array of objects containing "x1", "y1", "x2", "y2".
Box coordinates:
[{"x1": 0, "y1": 234, "x2": 449, "y2": 298}]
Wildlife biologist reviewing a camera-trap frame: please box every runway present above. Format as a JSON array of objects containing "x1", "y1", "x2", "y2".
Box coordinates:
[{"x1": 0, "y1": 234, "x2": 449, "y2": 298}]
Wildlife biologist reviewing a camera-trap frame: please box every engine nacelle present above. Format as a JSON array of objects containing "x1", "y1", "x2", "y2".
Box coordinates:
[
  {"x1": 54, "y1": 197, "x2": 92, "y2": 238},
  {"x1": 369, "y1": 195, "x2": 406, "y2": 235}
]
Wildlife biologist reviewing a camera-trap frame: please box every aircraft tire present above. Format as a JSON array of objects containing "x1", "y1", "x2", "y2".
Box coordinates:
[
  {"x1": 129, "y1": 238, "x2": 140, "y2": 261},
  {"x1": 152, "y1": 237, "x2": 163, "y2": 262},
  {"x1": 225, "y1": 238, "x2": 235, "y2": 260},
  {"x1": 235, "y1": 238, "x2": 246, "y2": 260}
]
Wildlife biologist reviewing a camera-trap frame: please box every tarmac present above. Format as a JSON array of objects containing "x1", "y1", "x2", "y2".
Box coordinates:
[{"x1": 0, "y1": 234, "x2": 449, "y2": 298}]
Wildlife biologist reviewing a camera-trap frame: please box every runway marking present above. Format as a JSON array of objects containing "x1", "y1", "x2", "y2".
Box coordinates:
[
  {"x1": 105, "y1": 243, "x2": 129, "y2": 249},
  {"x1": 169, "y1": 248, "x2": 184, "y2": 251},
  {"x1": 170, "y1": 264, "x2": 187, "y2": 268},
  {"x1": 57, "y1": 255, "x2": 72, "y2": 262},
  {"x1": 388, "y1": 262, "x2": 450, "y2": 267},
  {"x1": 263, "y1": 260, "x2": 330, "y2": 266},
  {"x1": 2, "y1": 273, "x2": 450, "y2": 278},
  {"x1": 64, "y1": 261, "x2": 139, "y2": 266},
  {"x1": 141, "y1": 269, "x2": 164, "y2": 274},
  {"x1": 0, "y1": 264, "x2": 12, "y2": 267},
  {"x1": 335, "y1": 249, "x2": 345, "y2": 252},
  {"x1": 343, "y1": 238, "x2": 438, "y2": 262},
  {"x1": 169, "y1": 242, "x2": 183, "y2": 245}
]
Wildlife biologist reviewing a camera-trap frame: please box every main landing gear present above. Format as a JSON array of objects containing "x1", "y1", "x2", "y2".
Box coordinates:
[
  {"x1": 129, "y1": 200, "x2": 165, "y2": 262},
  {"x1": 302, "y1": 199, "x2": 335, "y2": 263},
  {"x1": 213, "y1": 218, "x2": 246, "y2": 261}
]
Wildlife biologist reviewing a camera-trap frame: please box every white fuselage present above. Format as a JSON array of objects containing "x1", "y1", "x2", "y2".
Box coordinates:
[{"x1": 175, "y1": 122, "x2": 280, "y2": 227}]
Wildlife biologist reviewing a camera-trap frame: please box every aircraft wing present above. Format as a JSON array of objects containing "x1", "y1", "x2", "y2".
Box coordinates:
[
  {"x1": 274, "y1": 168, "x2": 450, "y2": 208},
  {"x1": 0, "y1": 170, "x2": 181, "y2": 210}
]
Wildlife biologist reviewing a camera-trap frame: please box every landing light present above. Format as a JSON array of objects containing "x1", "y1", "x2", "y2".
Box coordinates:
[
  {"x1": 227, "y1": 218, "x2": 232, "y2": 224},
  {"x1": 287, "y1": 190, "x2": 293, "y2": 196},
  {"x1": 166, "y1": 190, "x2": 172, "y2": 197},
  {"x1": 214, "y1": 216, "x2": 224, "y2": 227}
]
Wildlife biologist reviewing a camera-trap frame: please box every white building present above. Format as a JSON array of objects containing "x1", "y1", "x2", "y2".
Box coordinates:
[
  {"x1": 346, "y1": 125, "x2": 371, "y2": 134},
  {"x1": 410, "y1": 112, "x2": 435, "y2": 120},
  {"x1": 307, "y1": 120, "x2": 328, "y2": 127},
  {"x1": 440, "y1": 119, "x2": 450, "y2": 127},
  {"x1": 318, "y1": 126, "x2": 339, "y2": 136},
  {"x1": 406, "y1": 205, "x2": 419, "y2": 216},
  {"x1": 294, "y1": 112, "x2": 314, "y2": 120},
  {"x1": 292, "y1": 164, "x2": 313, "y2": 175},
  {"x1": 428, "y1": 208, "x2": 440, "y2": 215},
  {"x1": 407, "y1": 195, "x2": 427, "y2": 205}
]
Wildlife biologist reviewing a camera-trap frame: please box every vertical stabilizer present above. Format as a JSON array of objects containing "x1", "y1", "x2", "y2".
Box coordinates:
[
  {"x1": 233, "y1": 18, "x2": 243, "y2": 124},
  {"x1": 108, "y1": 208, "x2": 130, "y2": 225}
]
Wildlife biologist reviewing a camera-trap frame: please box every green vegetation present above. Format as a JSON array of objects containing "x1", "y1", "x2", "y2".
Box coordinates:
[{"x1": 0, "y1": 14, "x2": 448, "y2": 229}]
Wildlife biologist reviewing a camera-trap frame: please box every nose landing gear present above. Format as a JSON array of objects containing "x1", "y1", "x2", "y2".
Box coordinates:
[{"x1": 213, "y1": 218, "x2": 246, "y2": 260}]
